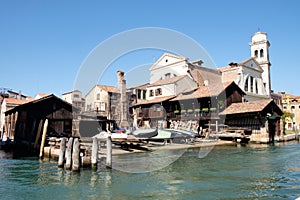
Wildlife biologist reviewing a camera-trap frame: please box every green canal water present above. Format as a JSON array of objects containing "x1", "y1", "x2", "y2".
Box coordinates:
[{"x1": 1, "y1": 142, "x2": 300, "y2": 200}]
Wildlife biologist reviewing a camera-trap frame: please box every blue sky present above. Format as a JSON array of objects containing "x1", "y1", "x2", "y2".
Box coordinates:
[{"x1": 0, "y1": 0, "x2": 300, "y2": 97}]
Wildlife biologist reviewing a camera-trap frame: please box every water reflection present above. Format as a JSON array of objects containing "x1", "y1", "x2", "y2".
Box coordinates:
[{"x1": 112, "y1": 148, "x2": 186, "y2": 173}]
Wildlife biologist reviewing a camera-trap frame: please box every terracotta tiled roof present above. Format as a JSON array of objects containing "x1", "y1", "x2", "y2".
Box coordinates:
[
  {"x1": 149, "y1": 75, "x2": 187, "y2": 87},
  {"x1": 281, "y1": 93, "x2": 300, "y2": 99},
  {"x1": 36, "y1": 93, "x2": 51, "y2": 99},
  {"x1": 4, "y1": 98, "x2": 31, "y2": 105},
  {"x1": 133, "y1": 95, "x2": 175, "y2": 106},
  {"x1": 171, "y1": 81, "x2": 238, "y2": 101},
  {"x1": 97, "y1": 85, "x2": 118, "y2": 93},
  {"x1": 217, "y1": 65, "x2": 235, "y2": 72},
  {"x1": 129, "y1": 83, "x2": 150, "y2": 90},
  {"x1": 219, "y1": 99, "x2": 273, "y2": 115},
  {"x1": 26, "y1": 97, "x2": 35, "y2": 101},
  {"x1": 188, "y1": 66, "x2": 222, "y2": 86}
]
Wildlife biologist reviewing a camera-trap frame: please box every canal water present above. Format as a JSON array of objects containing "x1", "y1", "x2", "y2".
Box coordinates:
[{"x1": 1, "y1": 142, "x2": 300, "y2": 200}]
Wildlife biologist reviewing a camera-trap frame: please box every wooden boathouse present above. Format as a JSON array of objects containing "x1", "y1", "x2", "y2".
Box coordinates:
[
  {"x1": 219, "y1": 99, "x2": 283, "y2": 143},
  {"x1": 4, "y1": 94, "x2": 74, "y2": 155}
]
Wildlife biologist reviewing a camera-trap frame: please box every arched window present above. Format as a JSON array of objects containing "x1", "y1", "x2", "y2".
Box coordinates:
[
  {"x1": 244, "y1": 77, "x2": 248, "y2": 92},
  {"x1": 255, "y1": 81, "x2": 258, "y2": 94},
  {"x1": 165, "y1": 73, "x2": 171, "y2": 78},
  {"x1": 260, "y1": 49, "x2": 264, "y2": 57},
  {"x1": 250, "y1": 76, "x2": 254, "y2": 93},
  {"x1": 254, "y1": 50, "x2": 258, "y2": 58}
]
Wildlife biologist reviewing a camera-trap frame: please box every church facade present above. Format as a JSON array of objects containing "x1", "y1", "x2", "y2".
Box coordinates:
[{"x1": 219, "y1": 32, "x2": 272, "y2": 102}]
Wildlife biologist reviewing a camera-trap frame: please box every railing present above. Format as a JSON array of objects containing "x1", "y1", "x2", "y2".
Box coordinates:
[{"x1": 168, "y1": 108, "x2": 219, "y2": 119}]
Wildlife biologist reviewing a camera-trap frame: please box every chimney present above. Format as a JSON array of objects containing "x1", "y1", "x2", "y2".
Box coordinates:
[
  {"x1": 117, "y1": 70, "x2": 129, "y2": 129},
  {"x1": 229, "y1": 62, "x2": 238, "y2": 67},
  {"x1": 18, "y1": 90, "x2": 22, "y2": 99}
]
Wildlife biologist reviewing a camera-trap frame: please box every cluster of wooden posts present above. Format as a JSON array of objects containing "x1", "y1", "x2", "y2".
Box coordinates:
[{"x1": 53, "y1": 136, "x2": 113, "y2": 172}]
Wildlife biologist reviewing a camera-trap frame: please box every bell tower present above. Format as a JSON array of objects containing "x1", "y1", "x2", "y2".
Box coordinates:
[{"x1": 249, "y1": 32, "x2": 271, "y2": 96}]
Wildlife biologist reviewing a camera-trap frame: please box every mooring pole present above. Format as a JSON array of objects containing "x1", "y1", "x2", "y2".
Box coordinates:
[
  {"x1": 58, "y1": 137, "x2": 66, "y2": 168},
  {"x1": 39, "y1": 119, "x2": 48, "y2": 159},
  {"x1": 65, "y1": 137, "x2": 73, "y2": 170},
  {"x1": 72, "y1": 138, "x2": 80, "y2": 172},
  {"x1": 91, "y1": 137, "x2": 98, "y2": 169},
  {"x1": 34, "y1": 119, "x2": 44, "y2": 149},
  {"x1": 106, "y1": 136, "x2": 112, "y2": 169}
]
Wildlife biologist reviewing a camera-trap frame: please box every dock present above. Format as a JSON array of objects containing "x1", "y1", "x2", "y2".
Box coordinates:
[
  {"x1": 42, "y1": 136, "x2": 153, "y2": 171},
  {"x1": 41, "y1": 135, "x2": 236, "y2": 171}
]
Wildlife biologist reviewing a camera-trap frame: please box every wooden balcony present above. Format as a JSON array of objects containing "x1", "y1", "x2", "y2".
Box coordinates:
[{"x1": 168, "y1": 107, "x2": 219, "y2": 120}]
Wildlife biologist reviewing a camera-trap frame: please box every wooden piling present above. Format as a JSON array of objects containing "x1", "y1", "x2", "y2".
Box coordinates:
[
  {"x1": 106, "y1": 136, "x2": 112, "y2": 169},
  {"x1": 39, "y1": 119, "x2": 48, "y2": 159},
  {"x1": 72, "y1": 138, "x2": 80, "y2": 172},
  {"x1": 91, "y1": 137, "x2": 98, "y2": 169},
  {"x1": 34, "y1": 119, "x2": 44, "y2": 149},
  {"x1": 58, "y1": 137, "x2": 66, "y2": 168},
  {"x1": 65, "y1": 137, "x2": 73, "y2": 170}
]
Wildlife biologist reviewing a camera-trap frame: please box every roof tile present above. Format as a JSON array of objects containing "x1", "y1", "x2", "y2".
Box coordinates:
[{"x1": 219, "y1": 99, "x2": 273, "y2": 115}]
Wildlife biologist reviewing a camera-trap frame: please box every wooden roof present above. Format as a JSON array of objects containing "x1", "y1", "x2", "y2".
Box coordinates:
[
  {"x1": 219, "y1": 99, "x2": 283, "y2": 116},
  {"x1": 5, "y1": 94, "x2": 74, "y2": 115}
]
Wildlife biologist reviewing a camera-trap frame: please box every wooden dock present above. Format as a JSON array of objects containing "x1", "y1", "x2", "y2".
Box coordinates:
[
  {"x1": 43, "y1": 136, "x2": 151, "y2": 171},
  {"x1": 214, "y1": 132, "x2": 250, "y2": 143}
]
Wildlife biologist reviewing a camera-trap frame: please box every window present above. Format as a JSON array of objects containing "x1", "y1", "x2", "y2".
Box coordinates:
[
  {"x1": 97, "y1": 93, "x2": 100, "y2": 100},
  {"x1": 143, "y1": 90, "x2": 147, "y2": 100},
  {"x1": 155, "y1": 88, "x2": 162, "y2": 96},
  {"x1": 255, "y1": 81, "x2": 258, "y2": 94},
  {"x1": 244, "y1": 78, "x2": 248, "y2": 92},
  {"x1": 165, "y1": 73, "x2": 171, "y2": 78},
  {"x1": 149, "y1": 90, "x2": 154, "y2": 97},
  {"x1": 73, "y1": 94, "x2": 79, "y2": 98},
  {"x1": 260, "y1": 49, "x2": 264, "y2": 57},
  {"x1": 137, "y1": 89, "x2": 141, "y2": 99},
  {"x1": 100, "y1": 102, "x2": 106, "y2": 111},
  {"x1": 283, "y1": 105, "x2": 287, "y2": 109},
  {"x1": 87, "y1": 104, "x2": 91, "y2": 111},
  {"x1": 250, "y1": 76, "x2": 254, "y2": 93},
  {"x1": 291, "y1": 106, "x2": 295, "y2": 109},
  {"x1": 254, "y1": 50, "x2": 258, "y2": 58}
]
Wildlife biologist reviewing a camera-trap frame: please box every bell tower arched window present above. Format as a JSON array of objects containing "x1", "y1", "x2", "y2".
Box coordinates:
[
  {"x1": 254, "y1": 50, "x2": 258, "y2": 58},
  {"x1": 260, "y1": 49, "x2": 264, "y2": 57}
]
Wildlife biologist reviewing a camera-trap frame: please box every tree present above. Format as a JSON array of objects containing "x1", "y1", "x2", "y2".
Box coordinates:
[{"x1": 282, "y1": 111, "x2": 293, "y2": 134}]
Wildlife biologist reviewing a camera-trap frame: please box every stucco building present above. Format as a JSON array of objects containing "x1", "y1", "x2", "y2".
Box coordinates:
[
  {"x1": 84, "y1": 85, "x2": 118, "y2": 118},
  {"x1": 62, "y1": 90, "x2": 85, "y2": 114},
  {"x1": 280, "y1": 92, "x2": 300, "y2": 131}
]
